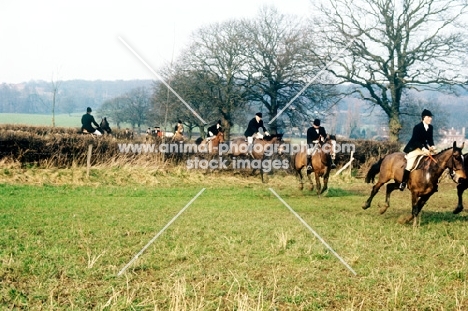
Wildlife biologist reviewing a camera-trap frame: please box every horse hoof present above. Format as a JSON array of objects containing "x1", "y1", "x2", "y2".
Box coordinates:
[
  {"x1": 453, "y1": 206, "x2": 464, "y2": 214},
  {"x1": 377, "y1": 203, "x2": 389, "y2": 214},
  {"x1": 397, "y1": 214, "x2": 413, "y2": 224},
  {"x1": 362, "y1": 203, "x2": 370, "y2": 210}
]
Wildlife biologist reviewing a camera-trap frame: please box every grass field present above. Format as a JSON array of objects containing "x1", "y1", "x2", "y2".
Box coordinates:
[
  {"x1": 0, "y1": 113, "x2": 84, "y2": 128},
  {"x1": 0, "y1": 167, "x2": 467, "y2": 310}
]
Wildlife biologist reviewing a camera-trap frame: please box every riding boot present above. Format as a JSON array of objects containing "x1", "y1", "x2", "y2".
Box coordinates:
[
  {"x1": 399, "y1": 169, "x2": 410, "y2": 191},
  {"x1": 306, "y1": 155, "x2": 312, "y2": 172}
]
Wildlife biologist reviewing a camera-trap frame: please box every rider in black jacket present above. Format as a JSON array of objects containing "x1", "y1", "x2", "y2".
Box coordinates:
[
  {"x1": 400, "y1": 109, "x2": 436, "y2": 190},
  {"x1": 81, "y1": 107, "x2": 101, "y2": 135}
]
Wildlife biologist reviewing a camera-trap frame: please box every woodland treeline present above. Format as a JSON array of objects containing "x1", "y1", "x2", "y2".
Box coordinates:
[{"x1": 2, "y1": 2, "x2": 468, "y2": 142}]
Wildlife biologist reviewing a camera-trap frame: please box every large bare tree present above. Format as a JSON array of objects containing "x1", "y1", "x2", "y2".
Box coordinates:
[
  {"x1": 241, "y1": 7, "x2": 339, "y2": 134},
  {"x1": 315, "y1": 0, "x2": 468, "y2": 141},
  {"x1": 181, "y1": 20, "x2": 249, "y2": 139}
]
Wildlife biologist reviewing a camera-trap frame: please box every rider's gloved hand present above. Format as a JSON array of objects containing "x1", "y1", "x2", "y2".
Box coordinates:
[{"x1": 265, "y1": 131, "x2": 270, "y2": 136}]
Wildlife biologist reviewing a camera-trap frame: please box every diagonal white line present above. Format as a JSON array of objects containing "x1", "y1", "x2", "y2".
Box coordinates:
[
  {"x1": 118, "y1": 36, "x2": 207, "y2": 124},
  {"x1": 269, "y1": 39, "x2": 356, "y2": 124},
  {"x1": 117, "y1": 188, "x2": 206, "y2": 276},
  {"x1": 269, "y1": 188, "x2": 357, "y2": 276}
]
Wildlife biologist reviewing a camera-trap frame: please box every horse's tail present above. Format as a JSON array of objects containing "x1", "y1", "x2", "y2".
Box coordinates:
[{"x1": 365, "y1": 158, "x2": 383, "y2": 183}]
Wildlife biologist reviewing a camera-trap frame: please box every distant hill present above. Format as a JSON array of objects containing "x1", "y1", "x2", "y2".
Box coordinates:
[{"x1": 0, "y1": 79, "x2": 154, "y2": 114}]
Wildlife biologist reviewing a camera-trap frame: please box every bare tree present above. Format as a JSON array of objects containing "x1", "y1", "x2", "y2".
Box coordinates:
[
  {"x1": 51, "y1": 72, "x2": 62, "y2": 127},
  {"x1": 315, "y1": 0, "x2": 468, "y2": 141},
  {"x1": 124, "y1": 87, "x2": 151, "y2": 130},
  {"x1": 241, "y1": 6, "x2": 339, "y2": 134},
  {"x1": 181, "y1": 20, "x2": 249, "y2": 139}
]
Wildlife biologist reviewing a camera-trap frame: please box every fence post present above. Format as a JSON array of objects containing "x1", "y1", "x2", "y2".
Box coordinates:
[{"x1": 87, "y1": 144, "x2": 93, "y2": 177}]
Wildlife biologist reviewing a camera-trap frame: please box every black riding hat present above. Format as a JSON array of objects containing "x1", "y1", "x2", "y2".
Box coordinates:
[
  {"x1": 313, "y1": 119, "x2": 321, "y2": 126},
  {"x1": 256, "y1": 112, "x2": 262, "y2": 118},
  {"x1": 421, "y1": 109, "x2": 433, "y2": 119},
  {"x1": 87, "y1": 107, "x2": 92, "y2": 113}
]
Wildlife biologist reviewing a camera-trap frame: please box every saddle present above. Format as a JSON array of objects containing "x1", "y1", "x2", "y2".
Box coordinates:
[{"x1": 407, "y1": 154, "x2": 432, "y2": 171}]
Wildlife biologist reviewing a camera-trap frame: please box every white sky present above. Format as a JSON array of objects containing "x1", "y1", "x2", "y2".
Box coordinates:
[{"x1": 0, "y1": 0, "x2": 313, "y2": 84}]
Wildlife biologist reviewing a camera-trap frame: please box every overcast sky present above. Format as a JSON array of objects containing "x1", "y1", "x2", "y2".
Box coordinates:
[{"x1": 0, "y1": 0, "x2": 313, "y2": 84}]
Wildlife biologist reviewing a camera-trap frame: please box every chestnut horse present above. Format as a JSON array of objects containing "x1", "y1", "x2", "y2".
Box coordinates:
[
  {"x1": 228, "y1": 134, "x2": 284, "y2": 183},
  {"x1": 363, "y1": 142, "x2": 466, "y2": 226},
  {"x1": 291, "y1": 135, "x2": 336, "y2": 196},
  {"x1": 195, "y1": 131, "x2": 225, "y2": 155}
]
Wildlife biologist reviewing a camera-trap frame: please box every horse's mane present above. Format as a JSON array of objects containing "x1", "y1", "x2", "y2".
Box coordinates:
[{"x1": 435, "y1": 146, "x2": 456, "y2": 155}]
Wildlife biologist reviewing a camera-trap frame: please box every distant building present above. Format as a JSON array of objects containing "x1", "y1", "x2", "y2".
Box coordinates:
[{"x1": 440, "y1": 127, "x2": 466, "y2": 145}]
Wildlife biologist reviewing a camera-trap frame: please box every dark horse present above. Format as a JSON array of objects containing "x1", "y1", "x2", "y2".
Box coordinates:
[
  {"x1": 363, "y1": 142, "x2": 466, "y2": 226},
  {"x1": 228, "y1": 134, "x2": 285, "y2": 183},
  {"x1": 451, "y1": 152, "x2": 468, "y2": 214},
  {"x1": 100, "y1": 117, "x2": 112, "y2": 135},
  {"x1": 291, "y1": 135, "x2": 336, "y2": 196}
]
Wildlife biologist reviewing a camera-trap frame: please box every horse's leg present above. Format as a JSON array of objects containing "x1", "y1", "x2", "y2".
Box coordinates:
[
  {"x1": 379, "y1": 182, "x2": 399, "y2": 214},
  {"x1": 398, "y1": 192, "x2": 419, "y2": 224},
  {"x1": 362, "y1": 181, "x2": 386, "y2": 210},
  {"x1": 320, "y1": 169, "x2": 330, "y2": 195},
  {"x1": 307, "y1": 170, "x2": 314, "y2": 191},
  {"x1": 412, "y1": 192, "x2": 435, "y2": 227},
  {"x1": 315, "y1": 171, "x2": 321, "y2": 196},
  {"x1": 296, "y1": 168, "x2": 305, "y2": 190},
  {"x1": 453, "y1": 182, "x2": 467, "y2": 214}
]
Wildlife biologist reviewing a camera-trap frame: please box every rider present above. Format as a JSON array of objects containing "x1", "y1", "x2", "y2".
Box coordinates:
[
  {"x1": 244, "y1": 112, "x2": 270, "y2": 156},
  {"x1": 400, "y1": 109, "x2": 436, "y2": 191},
  {"x1": 206, "y1": 120, "x2": 222, "y2": 141},
  {"x1": 81, "y1": 107, "x2": 102, "y2": 136},
  {"x1": 174, "y1": 120, "x2": 184, "y2": 136},
  {"x1": 306, "y1": 119, "x2": 336, "y2": 171}
]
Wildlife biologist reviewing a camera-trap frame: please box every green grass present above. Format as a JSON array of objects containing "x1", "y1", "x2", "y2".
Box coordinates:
[
  {"x1": 0, "y1": 172, "x2": 467, "y2": 310},
  {"x1": 0, "y1": 113, "x2": 83, "y2": 127}
]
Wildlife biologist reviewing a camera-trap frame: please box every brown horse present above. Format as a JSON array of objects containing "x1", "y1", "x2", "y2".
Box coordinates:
[
  {"x1": 228, "y1": 134, "x2": 285, "y2": 183},
  {"x1": 362, "y1": 142, "x2": 466, "y2": 226},
  {"x1": 195, "y1": 131, "x2": 225, "y2": 155},
  {"x1": 291, "y1": 135, "x2": 336, "y2": 195}
]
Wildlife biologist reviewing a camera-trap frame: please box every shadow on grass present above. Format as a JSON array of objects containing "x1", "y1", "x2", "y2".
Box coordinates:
[
  {"x1": 323, "y1": 188, "x2": 363, "y2": 197},
  {"x1": 419, "y1": 210, "x2": 468, "y2": 224}
]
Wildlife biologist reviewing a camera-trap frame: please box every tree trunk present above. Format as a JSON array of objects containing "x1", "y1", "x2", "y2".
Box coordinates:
[
  {"x1": 388, "y1": 114, "x2": 402, "y2": 142},
  {"x1": 223, "y1": 121, "x2": 232, "y2": 140}
]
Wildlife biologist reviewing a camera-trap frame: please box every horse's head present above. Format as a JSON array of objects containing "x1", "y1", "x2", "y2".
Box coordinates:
[
  {"x1": 447, "y1": 141, "x2": 466, "y2": 183},
  {"x1": 216, "y1": 130, "x2": 225, "y2": 143},
  {"x1": 322, "y1": 134, "x2": 337, "y2": 156}
]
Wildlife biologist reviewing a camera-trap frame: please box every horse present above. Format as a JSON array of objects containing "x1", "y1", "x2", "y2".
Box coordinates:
[
  {"x1": 172, "y1": 132, "x2": 185, "y2": 143},
  {"x1": 100, "y1": 117, "x2": 112, "y2": 135},
  {"x1": 195, "y1": 131, "x2": 225, "y2": 155},
  {"x1": 450, "y1": 152, "x2": 468, "y2": 214},
  {"x1": 228, "y1": 134, "x2": 285, "y2": 183},
  {"x1": 291, "y1": 135, "x2": 336, "y2": 196},
  {"x1": 362, "y1": 142, "x2": 466, "y2": 226}
]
